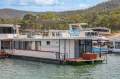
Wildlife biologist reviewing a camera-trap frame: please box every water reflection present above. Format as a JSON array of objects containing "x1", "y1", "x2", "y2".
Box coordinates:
[{"x1": 0, "y1": 54, "x2": 120, "y2": 79}]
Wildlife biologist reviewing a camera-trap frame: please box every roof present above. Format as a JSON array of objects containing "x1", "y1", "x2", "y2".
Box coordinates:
[
  {"x1": 91, "y1": 27, "x2": 110, "y2": 30},
  {"x1": 0, "y1": 24, "x2": 20, "y2": 28},
  {"x1": 49, "y1": 30, "x2": 67, "y2": 32},
  {"x1": 110, "y1": 37, "x2": 120, "y2": 41},
  {"x1": 13, "y1": 36, "x2": 109, "y2": 41}
]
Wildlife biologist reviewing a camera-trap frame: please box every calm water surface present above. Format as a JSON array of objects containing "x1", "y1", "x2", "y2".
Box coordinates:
[{"x1": 0, "y1": 54, "x2": 120, "y2": 79}]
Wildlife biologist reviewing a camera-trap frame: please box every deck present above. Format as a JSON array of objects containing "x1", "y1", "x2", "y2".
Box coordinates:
[{"x1": 64, "y1": 56, "x2": 105, "y2": 65}]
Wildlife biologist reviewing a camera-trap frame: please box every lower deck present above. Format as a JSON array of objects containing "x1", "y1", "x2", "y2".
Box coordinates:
[
  {"x1": 0, "y1": 38, "x2": 109, "y2": 64},
  {"x1": 7, "y1": 54, "x2": 105, "y2": 65}
]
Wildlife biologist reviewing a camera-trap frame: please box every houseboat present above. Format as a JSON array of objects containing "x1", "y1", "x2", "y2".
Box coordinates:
[{"x1": 0, "y1": 23, "x2": 109, "y2": 64}]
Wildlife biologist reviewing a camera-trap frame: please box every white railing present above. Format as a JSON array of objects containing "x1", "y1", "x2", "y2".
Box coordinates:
[{"x1": 0, "y1": 34, "x2": 17, "y2": 39}]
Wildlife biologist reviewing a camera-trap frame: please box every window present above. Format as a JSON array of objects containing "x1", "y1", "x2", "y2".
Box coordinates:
[
  {"x1": 19, "y1": 41, "x2": 22, "y2": 49},
  {"x1": 1, "y1": 41, "x2": 11, "y2": 49},
  {"x1": 52, "y1": 32, "x2": 55, "y2": 36},
  {"x1": 56, "y1": 32, "x2": 60, "y2": 36},
  {"x1": 39, "y1": 41, "x2": 41, "y2": 46},
  {"x1": 35, "y1": 41, "x2": 41, "y2": 50},
  {"x1": 86, "y1": 32, "x2": 98, "y2": 37},
  {"x1": 115, "y1": 42, "x2": 120, "y2": 49},
  {"x1": 24, "y1": 41, "x2": 31, "y2": 50},
  {"x1": 13, "y1": 41, "x2": 32, "y2": 50},
  {"x1": 14, "y1": 41, "x2": 19, "y2": 49},
  {"x1": 93, "y1": 29, "x2": 109, "y2": 32},
  {"x1": 0, "y1": 27, "x2": 14, "y2": 34},
  {"x1": 46, "y1": 41, "x2": 50, "y2": 45}
]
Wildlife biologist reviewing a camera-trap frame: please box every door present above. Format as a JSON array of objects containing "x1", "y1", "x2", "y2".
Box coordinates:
[
  {"x1": 1, "y1": 40, "x2": 11, "y2": 49},
  {"x1": 75, "y1": 40, "x2": 80, "y2": 58},
  {"x1": 75, "y1": 40, "x2": 93, "y2": 58}
]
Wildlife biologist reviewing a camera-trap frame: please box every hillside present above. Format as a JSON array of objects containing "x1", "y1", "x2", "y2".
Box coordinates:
[
  {"x1": 0, "y1": 8, "x2": 34, "y2": 19},
  {"x1": 87, "y1": 0, "x2": 120, "y2": 12},
  {"x1": 0, "y1": 0, "x2": 120, "y2": 18}
]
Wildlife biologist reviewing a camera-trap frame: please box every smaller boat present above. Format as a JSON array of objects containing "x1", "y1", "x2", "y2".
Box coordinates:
[{"x1": 110, "y1": 37, "x2": 120, "y2": 53}]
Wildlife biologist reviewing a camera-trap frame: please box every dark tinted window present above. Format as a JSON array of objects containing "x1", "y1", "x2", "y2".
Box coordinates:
[
  {"x1": 46, "y1": 41, "x2": 50, "y2": 45},
  {"x1": 92, "y1": 29, "x2": 109, "y2": 32},
  {"x1": 0, "y1": 27, "x2": 15, "y2": 34}
]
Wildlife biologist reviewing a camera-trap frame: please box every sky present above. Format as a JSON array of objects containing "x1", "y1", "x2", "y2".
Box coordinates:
[{"x1": 0, "y1": 0, "x2": 108, "y2": 12}]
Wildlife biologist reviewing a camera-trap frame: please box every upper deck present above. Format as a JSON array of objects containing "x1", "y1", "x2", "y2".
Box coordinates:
[
  {"x1": 0, "y1": 23, "x2": 108, "y2": 41},
  {"x1": 15, "y1": 23, "x2": 107, "y2": 41}
]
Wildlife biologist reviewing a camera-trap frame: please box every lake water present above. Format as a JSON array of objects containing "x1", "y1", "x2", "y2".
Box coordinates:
[{"x1": 0, "y1": 54, "x2": 120, "y2": 79}]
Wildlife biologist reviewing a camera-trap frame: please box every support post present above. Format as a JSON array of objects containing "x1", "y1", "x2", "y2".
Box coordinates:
[
  {"x1": 58, "y1": 39, "x2": 60, "y2": 60},
  {"x1": 0, "y1": 40, "x2": 1, "y2": 51}
]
